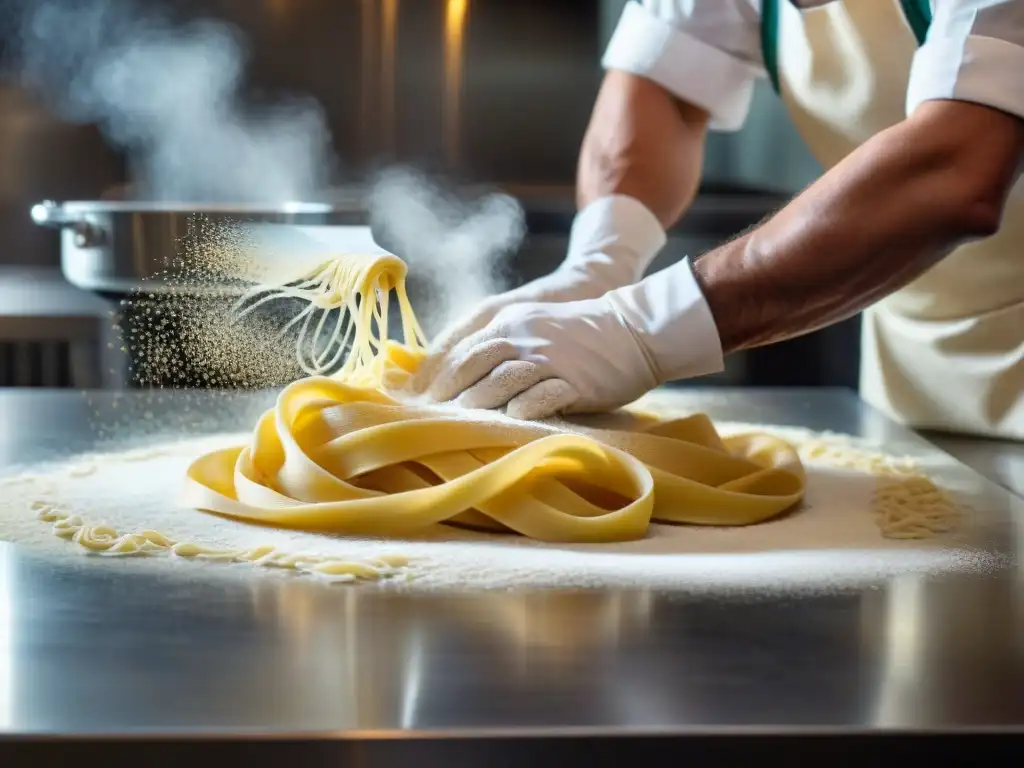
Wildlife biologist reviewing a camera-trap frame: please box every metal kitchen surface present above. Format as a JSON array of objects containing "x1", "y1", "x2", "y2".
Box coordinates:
[{"x1": 0, "y1": 388, "x2": 1021, "y2": 761}]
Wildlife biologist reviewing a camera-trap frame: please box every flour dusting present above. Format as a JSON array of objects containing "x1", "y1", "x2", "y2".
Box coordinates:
[{"x1": 0, "y1": 421, "x2": 1007, "y2": 594}]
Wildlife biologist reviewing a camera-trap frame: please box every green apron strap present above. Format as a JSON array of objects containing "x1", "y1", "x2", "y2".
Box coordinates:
[
  {"x1": 760, "y1": 1, "x2": 933, "y2": 96},
  {"x1": 761, "y1": 0, "x2": 781, "y2": 94},
  {"x1": 898, "y1": 0, "x2": 933, "y2": 45}
]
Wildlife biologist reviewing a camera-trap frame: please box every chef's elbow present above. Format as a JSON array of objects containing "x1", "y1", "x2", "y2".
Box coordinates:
[
  {"x1": 910, "y1": 100, "x2": 1024, "y2": 241},
  {"x1": 953, "y1": 201, "x2": 1001, "y2": 243},
  {"x1": 940, "y1": 129, "x2": 1021, "y2": 240},
  {"x1": 952, "y1": 143, "x2": 1022, "y2": 241},
  {"x1": 953, "y1": 174, "x2": 1014, "y2": 240}
]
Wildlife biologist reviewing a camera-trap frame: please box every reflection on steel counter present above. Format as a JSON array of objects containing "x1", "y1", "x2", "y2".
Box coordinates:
[
  {"x1": 861, "y1": 573, "x2": 1024, "y2": 726},
  {"x1": 3, "y1": 545, "x2": 1021, "y2": 737}
]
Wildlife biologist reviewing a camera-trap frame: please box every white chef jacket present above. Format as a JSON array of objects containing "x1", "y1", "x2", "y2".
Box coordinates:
[
  {"x1": 602, "y1": 0, "x2": 1024, "y2": 136},
  {"x1": 601, "y1": 0, "x2": 1024, "y2": 439}
]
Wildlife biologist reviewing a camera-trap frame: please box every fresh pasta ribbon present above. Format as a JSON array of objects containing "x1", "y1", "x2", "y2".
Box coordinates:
[{"x1": 183, "y1": 250, "x2": 807, "y2": 543}]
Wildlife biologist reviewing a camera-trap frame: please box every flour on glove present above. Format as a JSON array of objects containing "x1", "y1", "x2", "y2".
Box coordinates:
[{"x1": 418, "y1": 257, "x2": 726, "y2": 420}]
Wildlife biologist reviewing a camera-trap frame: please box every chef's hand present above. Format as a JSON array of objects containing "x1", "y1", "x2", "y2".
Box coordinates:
[
  {"x1": 428, "y1": 195, "x2": 667, "y2": 357},
  {"x1": 412, "y1": 258, "x2": 726, "y2": 420}
]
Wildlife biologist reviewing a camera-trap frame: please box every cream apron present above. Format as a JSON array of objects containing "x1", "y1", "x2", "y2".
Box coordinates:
[{"x1": 762, "y1": 0, "x2": 1024, "y2": 439}]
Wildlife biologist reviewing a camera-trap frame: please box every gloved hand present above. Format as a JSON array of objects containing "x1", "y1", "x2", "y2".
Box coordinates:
[
  {"x1": 411, "y1": 257, "x2": 725, "y2": 421},
  {"x1": 427, "y1": 195, "x2": 667, "y2": 356}
]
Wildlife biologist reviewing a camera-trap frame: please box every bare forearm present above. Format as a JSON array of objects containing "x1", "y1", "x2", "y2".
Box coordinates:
[
  {"x1": 694, "y1": 101, "x2": 1024, "y2": 353},
  {"x1": 577, "y1": 70, "x2": 708, "y2": 228}
]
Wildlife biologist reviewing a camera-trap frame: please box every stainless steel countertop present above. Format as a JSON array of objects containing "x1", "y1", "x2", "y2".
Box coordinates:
[
  {"x1": 0, "y1": 388, "x2": 1021, "y2": 762},
  {"x1": 923, "y1": 431, "x2": 1024, "y2": 501}
]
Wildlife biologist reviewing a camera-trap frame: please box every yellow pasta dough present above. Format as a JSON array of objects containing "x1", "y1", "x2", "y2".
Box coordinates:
[
  {"x1": 184, "y1": 252, "x2": 806, "y2": 543},
  {"x1": 231, "y1": 251, "x2": 427, "y2": 380}
]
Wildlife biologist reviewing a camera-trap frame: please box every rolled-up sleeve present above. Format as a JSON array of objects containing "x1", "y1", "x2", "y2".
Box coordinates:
[
  {"x1": 601, "y1": 0, "x2": 765, "y2": 132},
  {"x1": 906, "y1": 0, "x2": 1024, "y2": 121}
]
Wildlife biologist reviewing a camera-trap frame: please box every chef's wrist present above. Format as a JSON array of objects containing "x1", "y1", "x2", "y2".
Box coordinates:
[
  {"x1": 562, "y1": 194, "x2": 667, "y2": 286},
  {"x1": 606, "y1": 257, "x2": 724, "y2": 383}
]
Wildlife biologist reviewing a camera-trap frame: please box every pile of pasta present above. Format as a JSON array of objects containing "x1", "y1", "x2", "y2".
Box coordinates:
[{"x1": 184, "y1": 252, "x2": 806, "y2": 543}]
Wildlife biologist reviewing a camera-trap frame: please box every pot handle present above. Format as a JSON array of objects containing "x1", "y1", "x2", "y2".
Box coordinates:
[
  {"x1": 30, "y1": 200, "x2": 104, "y2": 247},
  {"x1": 30, "y1": 199, "x2": 79, "y2": 228}
]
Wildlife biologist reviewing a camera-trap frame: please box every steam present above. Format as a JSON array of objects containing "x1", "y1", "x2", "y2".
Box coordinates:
[
  {"x1": 369, "y1": 167, "x2": 525, "y2": 334},
  {"x1": 18, "y1": 0, "x2": 332, "y2": 202},
  {"x1": 15, "y1": 0, "x2": 527, "y2": 337}
]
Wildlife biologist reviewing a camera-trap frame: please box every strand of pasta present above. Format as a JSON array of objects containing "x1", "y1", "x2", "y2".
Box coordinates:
[
  {"x1": 231, "y1": 252, "x2": 427, "y2": 379},
  {"x1": 799, "y1": 438, "x2": 963, "y2": 538},
  {"x1": 32, "y1": 500, "x2": 409, "y2": 583}
]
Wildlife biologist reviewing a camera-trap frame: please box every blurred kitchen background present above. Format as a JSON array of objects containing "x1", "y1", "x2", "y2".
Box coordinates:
[{"x1": 0, "y1": 0, "x2": 860, "y2": 391}]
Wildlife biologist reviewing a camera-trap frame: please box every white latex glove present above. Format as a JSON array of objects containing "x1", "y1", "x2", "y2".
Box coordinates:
[
  {"x1": 413, "y1": 257, "x2": 725, "y2": 421},
  {"x1": 427, "y1": 195, "x2": 667, "y2": 356}
]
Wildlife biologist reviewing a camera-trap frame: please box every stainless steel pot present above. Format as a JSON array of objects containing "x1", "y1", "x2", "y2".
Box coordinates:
[{"x1": 30, "y1": 199, "x2": 368, "y2": 295}]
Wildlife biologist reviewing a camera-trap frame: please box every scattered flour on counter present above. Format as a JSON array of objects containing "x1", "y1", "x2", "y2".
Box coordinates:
[{"x1": 0, "y1": 422, "x2": 1009, "y2": 593}]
